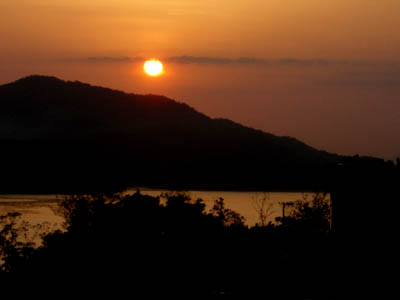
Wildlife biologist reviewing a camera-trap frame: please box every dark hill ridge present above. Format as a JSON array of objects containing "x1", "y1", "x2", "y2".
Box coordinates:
[
  {"x1": 0, "y1": 75, "x2": 341, "y2": 192},
  {"x1": 0, "y1": 75, "x2": 209, "y2": 140}
]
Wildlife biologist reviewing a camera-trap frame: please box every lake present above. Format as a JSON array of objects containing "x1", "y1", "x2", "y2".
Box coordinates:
[{"x1": 0, "y1": 188, "x2": 324, "y2": 229}]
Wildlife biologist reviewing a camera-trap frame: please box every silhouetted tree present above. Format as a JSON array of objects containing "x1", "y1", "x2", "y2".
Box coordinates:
[
  {"x1": 251, "y1": 193, "x2": 274, "y2": 227},
  {"x1": 210, "y1": 197, "x2": 246, "y2": 227},
  {"x1": 276, "y1": 192, "x2": 332, "y2": 235},
  {"x1": 0, "y1": 190, "x2": 338, "y2": 298},
  {"x1": 0, "y1": 212, "x2": 34, "y2": 273}
]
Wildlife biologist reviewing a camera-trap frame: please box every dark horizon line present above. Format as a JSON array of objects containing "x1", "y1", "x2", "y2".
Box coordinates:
[{"x1": 65, "y1": 55, "x2": 400, "y2": 67}]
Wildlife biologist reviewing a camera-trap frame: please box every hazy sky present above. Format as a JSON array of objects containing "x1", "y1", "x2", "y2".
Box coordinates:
[{"x1": 1, "y1": 0, "x2": 400, "y2": 159}]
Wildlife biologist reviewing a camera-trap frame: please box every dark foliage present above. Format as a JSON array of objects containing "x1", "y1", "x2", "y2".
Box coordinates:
[
  {"x1": 276, "y1": 193, "x2": 332, "y2": 236},
  {"x1": 1, "y1": 75, "x2": 399, "y2": 297},
  {"x1": 0, "y1": 191, "x2": 335, "y2": 298},
  {"x1": 0, "y1": 212, "x2": 35, "y2": 273}
]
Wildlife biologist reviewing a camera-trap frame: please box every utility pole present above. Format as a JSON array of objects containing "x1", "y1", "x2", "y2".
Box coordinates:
[{"x1": 280, "y1": 201, "x2": 294, "y2": 219}]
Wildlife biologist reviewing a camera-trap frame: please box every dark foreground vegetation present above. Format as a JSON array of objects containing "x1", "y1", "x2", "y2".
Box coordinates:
[
  {"x1": 0, "y1": 157, "x2": 399, "y2": 298},
  {"x1": 1, "y1": 191, "x2": 334, "y2": 298},
  {"x1": 1, "y1": 75, "x2": 399, "y2": 297}
]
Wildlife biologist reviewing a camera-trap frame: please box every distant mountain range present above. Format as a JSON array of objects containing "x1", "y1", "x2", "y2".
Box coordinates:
[{"x1": 0, "y1": 75, "x2": 346, "y2": 192}]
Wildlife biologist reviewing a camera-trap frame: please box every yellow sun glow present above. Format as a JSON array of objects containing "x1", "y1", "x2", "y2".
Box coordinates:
[{"x1": 144, "y1": 59, "x2": 163, "y2": 76}]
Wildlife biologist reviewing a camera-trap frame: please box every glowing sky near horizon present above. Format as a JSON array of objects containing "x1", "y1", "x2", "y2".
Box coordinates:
[{"x1": 1, "y1": 0, "x2": 400, "y2": 159}]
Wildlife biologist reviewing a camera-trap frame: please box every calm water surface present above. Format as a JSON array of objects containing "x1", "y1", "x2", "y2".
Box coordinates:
[{"x1": 0, "y1": 189, "x2": 323, "y2": 227}]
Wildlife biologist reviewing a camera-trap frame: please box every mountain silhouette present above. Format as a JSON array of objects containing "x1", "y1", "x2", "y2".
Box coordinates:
[{"x1": 0, "y1": 75, "x2": 341, "y2": 192}]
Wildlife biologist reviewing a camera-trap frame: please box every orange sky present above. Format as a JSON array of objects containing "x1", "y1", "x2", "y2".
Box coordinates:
[
  {"x1": 2, "y1": 0, "x2": 400, "y2": 60},
  {"x1": 1, "y1": 0, "x2": 400, "y2": 159}
]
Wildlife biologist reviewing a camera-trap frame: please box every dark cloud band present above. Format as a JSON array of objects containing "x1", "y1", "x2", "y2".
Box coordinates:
[
  {"x1": 164, "y1": 56, "x2": 331, "y2": 66},
  {"x1": 77, "y1": 55, "x2": 397, "y2": 68}
]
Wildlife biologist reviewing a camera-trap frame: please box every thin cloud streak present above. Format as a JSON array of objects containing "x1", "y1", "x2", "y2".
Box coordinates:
[
  {"x1": 165, "y1": 56, "x2": 331, "y2": 66},
  {"x1": 79, "y1": 55, "x2": 331, "y2": 66},
  {"x1": 75, "y1": 55, "x2": 400, "y2": 67},
  {"x1": 87, "y1": 56, "x2": 134, "y2": 62},
  {"x1": 63, "y1": 56, "x2": 143, "y2": 63}
]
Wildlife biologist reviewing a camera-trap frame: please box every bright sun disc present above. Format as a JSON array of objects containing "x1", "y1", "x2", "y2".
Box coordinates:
[{"x1": 144, "y1": 59, "x2": 163, "y2": 76}]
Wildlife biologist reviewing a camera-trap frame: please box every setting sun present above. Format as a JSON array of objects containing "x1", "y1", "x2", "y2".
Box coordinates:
[{"x1": 144, "y1": 59, "x2": 163, "y2": 76}]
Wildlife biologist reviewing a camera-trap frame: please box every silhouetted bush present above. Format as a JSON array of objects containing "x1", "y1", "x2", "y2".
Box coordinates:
[
  {"x1": 276, "y1": 193, "x2": 332, "y2": 237},
  {"x1": 0, "y1": 190, "x2": 336, "y2": 298},
  {"x1": 0, "y1": 212, "x2": 35, "y2": 273}
]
